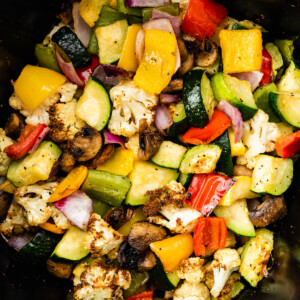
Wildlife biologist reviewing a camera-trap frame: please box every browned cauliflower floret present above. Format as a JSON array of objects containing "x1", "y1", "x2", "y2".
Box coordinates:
[
  {"x1": 0, "y1": 128, "x2": 13, "y2": 176},
  {"x1": 50, "y1": 205, "x2": 71, "y2": 229},
  {"x1": 173, "y1": 281, "x2": 210, "y2": 300},
  {"x1": 177, "y1": 257, "x2": 205, "y2": 283}
]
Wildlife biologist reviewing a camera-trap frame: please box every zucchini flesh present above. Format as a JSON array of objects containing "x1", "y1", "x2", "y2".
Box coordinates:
[
  {"x1": 277, "y1": 61, "x2": 300, "y2": 93},
  {"x1": 167, "y1": 101, "x2": 188, "y2": 137},
  {"x1": 274, "y1": 39, "x2": 294, "y2": 67},
  {"x1": 265, "y1": 43, "x2": 284, "y2": 80},
  {"x1": 250, "y1": 155, "x2": 293, "y2": 195},
  {"x1": 178, "y1": 173, "x2": 193, "y2": 189}
]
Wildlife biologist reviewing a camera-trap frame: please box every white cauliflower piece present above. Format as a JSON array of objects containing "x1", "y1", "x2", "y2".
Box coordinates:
[
  {"x1": 84, "y1": 213, "x2": 125, "y2": 258},
  {"x1": 125, "y1": 134, "x2": 139, "y2": 159},
  {"x1": 108, "y1": 81, "x2": 158, "y2": 137},
  {"x1": 0, "y1": 201, "x2": 30, "y2": 236},
  {"x1": 210, "y1": 248, "x2": 241, "y2": 298},
  {"x1": 14, "y1": 182, "x2": 57, "y2": 226},
  {"x1": 50, "y1": 205, "x2": 71, "y2": 229},
  {"x1": 236, "y1": 110, "x2": 282, "y2": 169},
  {"x1": 173, "y1": 281, "x2": 210, "y2": 300},
  {"x1": 73, "y1": 261, "x2": 131, "y2": 300},
  {"x1": 0, "y1": 129, "x2": 13, "y2": 176},
  {"x1": 177, "y1": 257, "x2": 205, "y2": 283}
]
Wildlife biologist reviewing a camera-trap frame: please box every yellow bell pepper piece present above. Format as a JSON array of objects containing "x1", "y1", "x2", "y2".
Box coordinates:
[
  {"x1": 0, "y1": 180, "x2": 16, "y2": 194},
  {"x1": 228, "y1": 128, "x2": 246, "y2": 157},
  {"x1": 118, "y1": 24, "x2": 142, "y2": 72},
  {"x1": 118, "y1": 207, "x2": 146, "y2": 236},
  {"x1": 109, "y1": 0, "x2": 118, "y2": 8},
  {"x1": 14, "y1": 65, "x2": 66, "y2": 110},
  {"x1": 134, "y1": 29, "x2": 177, "y2": 95},
  {"x1": 150, "y1": 233, "x2": 194, "y2": 272},
  {"x1": 220, "y1": 29, "x2": 263, "y2": 73},
  {"x1": 39, "y1": 222, "x2": 65, "y2": 234},
  {"x1": 48, "y1": 165, "x2": 88, "y2": 202},
  {"x1": 97, "y1": 148, "x2": 134, "y2": 176},
  {"x1": 219, "y1": 176, "x2": 258, "y2": 206}
]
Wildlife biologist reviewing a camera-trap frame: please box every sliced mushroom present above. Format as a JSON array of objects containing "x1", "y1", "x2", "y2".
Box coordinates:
[
  {"x1": 5, "y1": 113, "x2": 25, "y2": 139},
  {"x1": 61, "y1": 152, "x2": 76, "y2": 173},
  {"x1": 195, "y1": 37, "x2": 218, "y2": 67},
  {"x1": 177, "y1": 38, "x2": 194, "y2": 75},
  {"x1": 117, "y1": 241, "x2": 143, "y2": 269},
  {"x1": 138, "y1": 119, "x2": 163, "y2": 161},
  {"x1": 233, "y1": 165, "x2": 253, "y2": 177},
  {"x1": 46, "y1": 259, "x2": 73, "y2": 279},
  {"x1": 70, "y1": 126, "x2": 102, "y2": 161},
  {"x1": 128, "y1": 221, "x2": 167, "y2": 252},
  {"x1": 249, "y1": 195, "x2": 287, "y2": 227},
  {"x1": 87, "y1": 144, "x2": 115, "y2": 169},
  {"x1": 137, "y1": 250, "x2": 157, "y2": 272},
  {"x1": 0, "y1": 192, "x2": 12, "y2": 219},
  {"x1": 177, "y1": 38, "x2": 189, "y2": 62},
  {"x1": 104, "y1": 205, "x2": 134, "y2": 230},
  {"x1": 162, "y1": 79, "x2": 183, "y2": 93}
]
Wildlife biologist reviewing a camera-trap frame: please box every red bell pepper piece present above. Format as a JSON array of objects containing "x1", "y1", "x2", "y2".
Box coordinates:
[
  {"x1": 126, "y1": 291, "x2": 153, "y2": 300},
  {"x1": 182, "y1": 0, "x2": 227, "y2": 40},
  {"x1": 193, "y1": 217, "x2": 227, "y2": 256},
  {"x1": 4, "y1": 123, "x2": 48, "y2": 160},
  {"x1": 185, "y1": 172, "x2": 236, "y2": 215},
  {"x1": 76, "y1": 55, "x2": 99, "y2": 86},
  {"x1": 260, "y1": 47, "x2": 272, "y2": 86},
  {"x1": 181, "y1": 110, "x2": 231, "y2": 145},
  {"x1": 275, "y1": 130, "x2": 300, "y2": 158}
]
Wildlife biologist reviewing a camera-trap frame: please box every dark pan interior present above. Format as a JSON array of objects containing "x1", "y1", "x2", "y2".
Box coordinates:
[{"x1": 0, "y1": 0, "x2": 300, "y2": 299}]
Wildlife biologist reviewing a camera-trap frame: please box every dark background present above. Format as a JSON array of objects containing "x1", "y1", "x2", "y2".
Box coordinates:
[{"x1": 0, "y1": 0, "x2": 300, "y2": 299}]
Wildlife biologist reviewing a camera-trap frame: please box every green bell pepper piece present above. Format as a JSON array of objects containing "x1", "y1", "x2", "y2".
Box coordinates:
[{"x1": 34, "y1": 44, "x2": 61, "y2": 73}]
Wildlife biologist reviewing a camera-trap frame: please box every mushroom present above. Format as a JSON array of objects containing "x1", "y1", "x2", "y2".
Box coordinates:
[
  {"x1": 233, "y1": 165, "x2": 253, "y2": 177},
  {"x1": 87, "y1": 144, "x2": 115, "y2": 169},
  {"x1": 70, "y1": 126, "x2": 102, "y2": 161},
  {"x1": 137, "y1": 250, "x2": 157, "y2": 272},
  {"x1": 0, "y1": 192, "x2": 12, "y2": 219},
  {"x1": 249, "y1": 195, "x2": 287, "y2": 227},
  {"x1": 117, "y1": 241, "x2": 143, "y2": 270},
  {"x1": 138, "y1": 119, "x2": 163, "y2": 161},
  {"x1": 195, "y1": 37, "x2": 218, "y2": 67},
  {"x1": 46, "y1": 259, "x2": 73, "y2": 279},
  {"x1": 104, "y1": 205, "x2": 134, "y2": 230},
  {"x1": 177, "y1": 38, "x2": 194, "y2": 75},
  {"x1": 162, "y1": 79, "x2": 183, "y2": 93},
  {"x1": 5, "y1": 113, "x2": 25, "y2": 139}
]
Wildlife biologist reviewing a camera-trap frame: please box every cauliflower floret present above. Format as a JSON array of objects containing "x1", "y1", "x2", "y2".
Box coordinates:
[
  {"x1": 177, "y1": 257, "x2": 205, "y2": 283},
  {"x1": 14, "y1": 182, "x2": 57, "y2": 226},
  {"x1": 9, "y1": 82, "x2": 77, "y2": 126},
  {"x1": 49, "y1": 99, "x2": 86, "y2": 142},
  {"x1": 125, "y1": 134, "x2": 139, "y2": 159},
  {"x1": 108, "y1": 81, "x2": 158, "y2": 137},
  {"x1": 173, "y1": 281, "x2": 210, "y2": 300},
  {"x1": 73, "y1": 260, "x2": 131, "y2": 300},
  {"x1": 144, "y1": 181, "x2": 202, "y2": 233},
  {"x1": 0, "y1": 129, "x2": 13, "y2": 176},
  {"x1": 236, "y1": 110, "x2": 282, "y2": 169},
  {"x1": 209, "y1": 248, "x2": 241, "y2": 298},
  {"x1": 50, "y1": 205, "x2": 71, "y2": 229},
  {"x1": 84, "y1": 213, "x2": 126, "y2": 258},
  {"x1": 0, "y1": 201, "x2": 30, "y2": 236}
]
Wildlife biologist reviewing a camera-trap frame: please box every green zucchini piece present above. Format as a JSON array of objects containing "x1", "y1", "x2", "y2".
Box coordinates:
[
  {"x1": 178, "y1": 173, "x2": 193, "y2": 189},
  {"x1": 51, "y1": 226, "x2": 89, "y2": 263},
  {"x1": 151, "y1": 141, "x2": 187, "y2": 169},
  {"x1": 167, "y1": 101, "x2": 189, "y2": 137},
  {"x1": 75, "y1": 77, "x2": 111, "y2": 131},
  {"x1": 179, "y1": 144, "x2": 222, "y2": 174},
  {"x1": 123, "y1": 271, "x2": 150, "y2": 298},
  {"x1": 231, "y1": 23, "x2": 248, "y2": 30},
  {"x1": 250, "y1": 155, "x2": 293, "y2": 195},
  {"x1": 117, "y1": 0, "x2": 142, "y2": 16},
  {"x1": 142, "y1": 3, "x2": 179, "y2": 22},
  {"x1": 211, "y1": 72, "x2": 258, "y2": 120},
  {"x1": 34, "y1": 44, "x2": 61, "y2": 73},
  {"x1": 52, "y1": 26, "x2": 91, "y2": 68},
  {"x1": 269, "y1": 92, "x2": 300, "y2": 128},
  {"x1": 82, "y1": 169, "x2": 131, "y2": 207},
  {"x1": 276, "y1": 61, "x2": 300, "y2": 93},
  {"x1": 265, "y1": 43, "x2": 284, "y2": 80},
  {"x1": 126, "y1": 161, "x2": 179, "y2": 206},
  {"x1": 7, "y1": 141, "x2": 62, "y2": 187},
  {"x1": 183, "y1": 69, "x2": 217, "y2": 128},
  {"x1": 214, "y1": 199, "x2": 255, "y2": 237},
  {"x1": 274, "y1": 39, "x2": 294, "y2": 67},
  {"x1": 253, "y1": 83, "x2": 280, "y2": 122},
  {"x1": 240, "y1": 228, "x2": 274, "y2": 287}
]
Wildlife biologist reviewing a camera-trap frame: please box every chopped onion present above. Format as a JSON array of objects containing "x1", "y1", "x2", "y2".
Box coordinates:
[
  {"x1": 103, "y1": 129, "x2": 125, "y2": 148},
  {"x1": 7, "y1": 232, "x2": 34, "y2": 251},
  {"x1": 56, "y1": 51, "x2": 84, "y2": 87},
  {"x1": 160, "y1": 94, "x2": 180, "y2": 104},
  {"x1": 92, "y1": 64, "x2": 129, "y2": 86},
  {"x1": 54, "y1": 191, "x2": 93, "y2": 231},
  {"x1": 155, "y1": 105, "x2": 173, "y2": 131},
  {"x1": 28, "y1": 127, "x2": 50, "y2": 154},
  {"x1": 231, "y1": 71, "x2": 263, "y2": 92},
  {"x1": 135, "y1": 29, "x2": 145, "y2": 64},
  {"x1": 218, "y1": 99, "x2": 243, "y2": 142},
  {"x1": 125, "y1": 0, "x2": 170, "y2": 7},
  {"x1": 72, "y1": 2, "x2": 92, "y2": 48}
]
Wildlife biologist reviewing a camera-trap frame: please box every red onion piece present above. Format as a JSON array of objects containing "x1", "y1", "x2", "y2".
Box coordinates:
[
  {"x1": 135, "y1": 29, "x2": 145, "y2": 64},
  {"x1": 72, "y1": 2, "x2": 92, "y2": 48},
  {"x1": 28, "y1": 127, "x2": 50, "y2": 154},
  {"x1": 231, "y1": 71, "x2": 263, "y2": 92},
  {"x1": 218, "y1": 99, "x2": 243, "y2": 142},
  {"x1": 103, "y1": 129, "x2": 125, "y2": 148},
  {"x1": 54, "y1": 191, "x2": 93, "y2": 231},
  {"x1": 155, "y1": 105, "x2": 173, "y2": 131},
  {"x1": 160, "y1": 94, "x2": 180, "y2": 104},
  {"x1": 7, "y1": 232, "x2": 34, "y2": 251},
  {"x1": 125, "y1": 0, "x2": 170, "y2": 7},
  {"x1": 151, "y1": 9, "x2": 181, "y2": 37},
  {"x1": 56, "y1": 51, "x2": 84, "y2": 87}
]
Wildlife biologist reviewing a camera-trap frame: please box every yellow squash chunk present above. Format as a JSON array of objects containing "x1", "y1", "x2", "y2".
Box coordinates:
[
  {"x1": 220, "y1": 29, "x2": 263, "y2": 73},
  {"x1": 134, "y1": 29, "x2": 176, "y2": 94},
  {"x1": 228, "y1": 128, "x2": 246, "y2": 157},
  {"x1": 14, "y1": 65, "x2": 66, "y2": 110},
  {"x1": 219, "y1": 176, "x2": 258, "y2": 206},
  {"x1": 118, "y1": 207, "x2": 146, "y2": 236},
  {"x1": 79, "y1": 0, "x2": 110, "y2": 27},
  {"x1": 97, "y1": 148, "x2": 134, "y2": 176},
  {"x1": 118, "y1": 24, "x2": 142, "y2": 72}
]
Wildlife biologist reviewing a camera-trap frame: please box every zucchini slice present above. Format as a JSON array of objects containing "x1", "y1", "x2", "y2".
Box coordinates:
[
  {"x1": 276, "y1": 61, "x2": 300, "y2": 93},
  {"x1": 211, "y1": 72, "x2": 258, "y2": 120},
  {"x1": 151, "y1": 141, "x2": 187, "y2": 169},
  {"x1": 274, "y1": 39, "x2": 294, "y2": 67},
  {"x1": 250, "y1": 155, "x2": 293, "y2": 196},
  {"x1": 178, "y1": 173, "x2": 193, "y2": 189},
  {"x1": 269, "y1": 92, "x2": 300, "y2": 128},
  {"x1": 214, "y1": 199, "x2": 256, "y2": 237},
  {"x1": 75, "y1": 77, "x2": 111, "y2": 131},
  {"x1": 179, "y1": 144, "x2": 222, "y2": 174},
  {"x1": 167, "y1": 101, "x2": 189, "y2": 137},
  {"x1": 265, "y1": 43, "x2": 284, "y2": 80}
]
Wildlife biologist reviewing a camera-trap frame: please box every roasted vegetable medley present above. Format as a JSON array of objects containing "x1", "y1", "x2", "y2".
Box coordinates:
[{"x1": 1, "y1": 0, "x2": 300, "y2": 299}]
